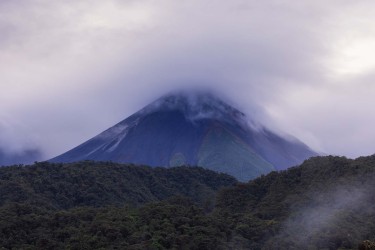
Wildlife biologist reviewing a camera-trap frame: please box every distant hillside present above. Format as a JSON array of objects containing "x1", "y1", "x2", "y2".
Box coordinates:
[
  {"x1": 1, "y1": 156, "x2": 375, "y2": 249},
  {"x1": 0, "y1": 161, "x2": 236, "y2": 209}
]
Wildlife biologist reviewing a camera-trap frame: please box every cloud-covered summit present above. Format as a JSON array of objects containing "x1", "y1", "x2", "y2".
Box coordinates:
[{"x1": 1, "y1": 0, "x2": 375, "y2": 160}]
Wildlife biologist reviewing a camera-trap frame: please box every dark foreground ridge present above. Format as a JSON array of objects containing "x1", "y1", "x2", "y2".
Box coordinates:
[
  {"x1": 50, "y1": 91, "x2": 317, "y2": 181},
  {"x1": 0, "y1": 161, "x2": 236, "y2": 209},
  {"x1": 1, "y1": 156, "x2": 375, "y2": 249}
]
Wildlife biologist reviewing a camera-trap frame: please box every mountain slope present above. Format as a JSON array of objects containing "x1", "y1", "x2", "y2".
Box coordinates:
[{"x1": 50, "y1": 91, "x2": 317, "y2": 181}]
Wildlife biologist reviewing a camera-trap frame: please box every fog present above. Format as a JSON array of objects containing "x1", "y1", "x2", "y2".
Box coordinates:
[
  {"x1": 1, "y1": 0, "x2": 375, "y2": 161},
  {"x1": 265, "y1": 175, "x2": 375, "y2": 248}
]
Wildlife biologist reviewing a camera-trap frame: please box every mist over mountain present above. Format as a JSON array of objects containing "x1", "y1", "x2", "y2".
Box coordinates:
[
  {"x1": 0, "y1": 148, "x2": 42, "y2": 166},
  {"x1": 51, "y1": 90, "x2": 317, "y2": 181}
]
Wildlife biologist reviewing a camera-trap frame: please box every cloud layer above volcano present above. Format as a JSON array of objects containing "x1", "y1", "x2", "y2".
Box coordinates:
[{"x1": 1, "y1": 0, "x2": 375, "y2": 159}]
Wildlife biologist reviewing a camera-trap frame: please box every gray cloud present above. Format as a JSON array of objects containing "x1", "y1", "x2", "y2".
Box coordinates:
[{"x1": 1, "y1": 0, "x2": 375, "y2": 160}]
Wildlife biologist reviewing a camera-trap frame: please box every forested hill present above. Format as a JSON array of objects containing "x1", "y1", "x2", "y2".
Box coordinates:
[
  {"x1": 216, "y1": 155, "x2": 375, "y2": 249},
  {"x1": 1, "y1": 157, "x2": 375, "y2": 249},
  {"x1": 0, "y1": 161, "x2": 236, "y2": 209}
]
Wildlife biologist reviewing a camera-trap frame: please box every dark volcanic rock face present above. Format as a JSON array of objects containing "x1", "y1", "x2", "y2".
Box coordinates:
[{"x1": 50, "y1": 91, "x2": 317, "y2": 181}]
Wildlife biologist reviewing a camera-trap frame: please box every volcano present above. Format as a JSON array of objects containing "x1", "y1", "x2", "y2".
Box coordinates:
[{"x1": 50, "y1": 91, "x2": 317, "y2": 181}]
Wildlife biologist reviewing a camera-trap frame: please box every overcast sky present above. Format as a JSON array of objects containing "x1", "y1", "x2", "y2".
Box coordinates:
[{"x1": 1, "y1": 0, "x2": 375, "y2": 159}]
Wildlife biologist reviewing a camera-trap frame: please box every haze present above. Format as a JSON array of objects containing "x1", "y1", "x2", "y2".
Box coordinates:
[{"x1": 1, "y1": 0, "x2": 375, "y2": 160}]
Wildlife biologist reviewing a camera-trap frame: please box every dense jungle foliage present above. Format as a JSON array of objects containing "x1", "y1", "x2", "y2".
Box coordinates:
[
  {"x1": 1, "y1": 156, "x2": 375, "y2": 249},
  {"x1": 0, "y1": 161, "x2": 236, "y2": 208}
]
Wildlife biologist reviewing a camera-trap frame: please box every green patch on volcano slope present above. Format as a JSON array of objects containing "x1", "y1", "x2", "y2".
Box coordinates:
[
  {"x1": 169, "y1": 152, "x2": 187, "y2": 166},
  {"x1": 197, "y1": 125, "x2": 275, "y2": 181}
]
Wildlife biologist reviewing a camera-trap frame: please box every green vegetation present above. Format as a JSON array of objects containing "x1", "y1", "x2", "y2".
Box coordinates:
[
  {"x1": 216, "y1": 155, "x2": 375, "y2": 249},
  {"x1": 0, "y1": 197, "x2": 232, "y2": 249},
  {"x1": 198, "y1": 125, "x2": 275, "y2": 181},
  {"x1": 0, "y1": 161, "x2": 236, "y2": 209},
  {"x1": 1, "y1": 156, "x2": 375, "y2": 249}
]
